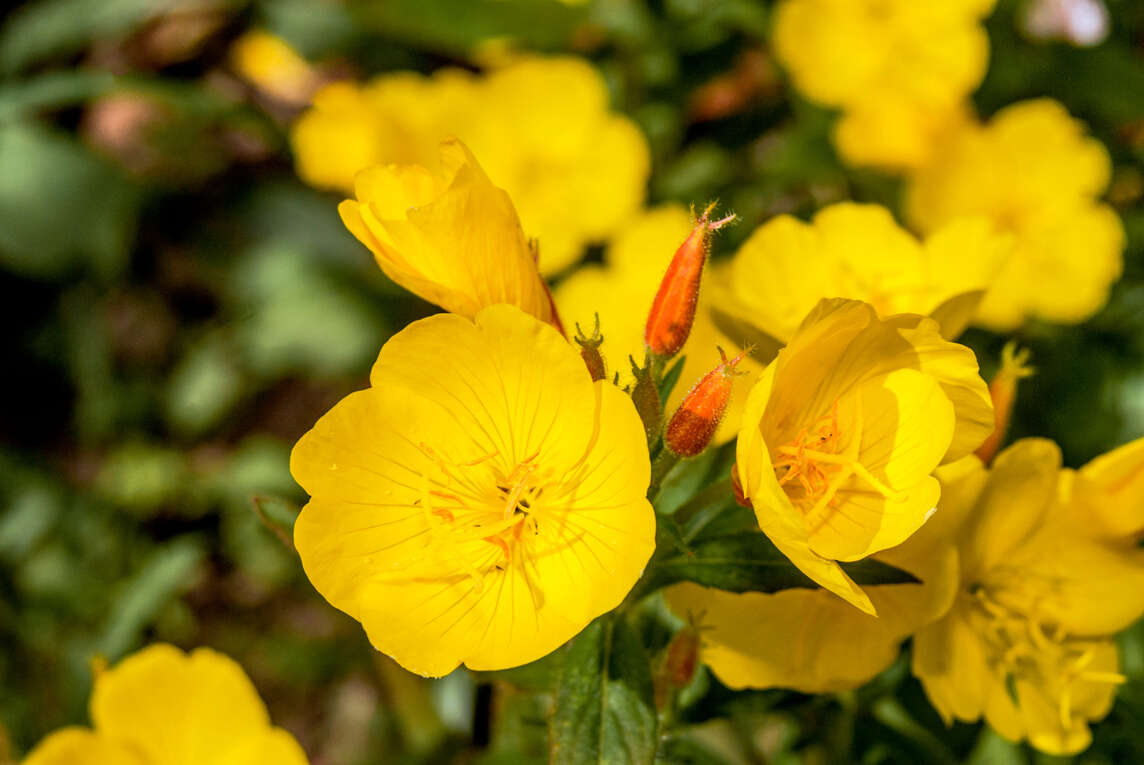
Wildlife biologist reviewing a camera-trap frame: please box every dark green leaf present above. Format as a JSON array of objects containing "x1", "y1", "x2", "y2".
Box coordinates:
[
  {"x1": 551, "y1": 617, "x2": 657, "y2": 765},
  {"x1": 634, "y1": 532, "x2": 918, "y2": 598},
  {"x1": 658, "y1": 354, "x2": 688, "y2": 404},
  {"x1": 0, "y1": 123, "x2": 139, "y2": 280}
]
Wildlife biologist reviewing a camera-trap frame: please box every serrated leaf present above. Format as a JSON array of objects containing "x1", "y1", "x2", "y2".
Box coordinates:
[
  {"x1": 550, "y1": 617, "x2": 657, "y2": 765},
  {"x1": 634, "y1": 532, "x2": 917, "y2": 598}
]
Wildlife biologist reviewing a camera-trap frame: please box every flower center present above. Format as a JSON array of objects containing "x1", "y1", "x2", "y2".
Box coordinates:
[
  {"x1": 414, "y1": 443, "x2": 556, "y2": 582},
  {"x1": 771, "y1": 400, "x2": 905, "y2": 531},
  {"x1": 969, "y1": 584, "x2": 1126, "y2": 729}
]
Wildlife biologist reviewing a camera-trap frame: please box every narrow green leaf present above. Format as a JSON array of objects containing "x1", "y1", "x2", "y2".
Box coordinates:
[
  {"x1": 250, "y1": 494, "x2": 301, "y2": 550},
  {"x1": 634, "y1": 532, "x2": 918, "y2": 598},
  {"x1": 96, "y1": 537, "x2": 204, "y2": 660},
  {"x1": 657, "y1": 354, "x2": 687, "y2": 404},
  {"x1": 550, "y1": 617, "x2": 657, "y2": 765},
  {"x1": 0, "y1": 0, "x2": 158, "y2": 75}
]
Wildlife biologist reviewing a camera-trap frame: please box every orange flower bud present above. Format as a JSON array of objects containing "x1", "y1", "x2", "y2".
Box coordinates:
[
  {"x1": 975, "y1": 342, "x2": 1035, "y2": 465},
  {"x1": 665, "y1": 347, "x2": 749, "y2": 457},
  {"x1": 644, "y1": 203, "x2": 735, "y2": 358},
  {"x1": 654, "y1": 622, "x2": 703, "y2": 709},
  {"x1": 574, "y1": 316, "x2": 607, "y2": 382}
]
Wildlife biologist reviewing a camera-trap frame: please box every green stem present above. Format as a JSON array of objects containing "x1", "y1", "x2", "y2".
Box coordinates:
[
  {"x1": 648, "y1": 450, "x2": 681, "y2": 497},
  {"x1": 671, "y1": 477, "x2": 734, "y2": 535}
]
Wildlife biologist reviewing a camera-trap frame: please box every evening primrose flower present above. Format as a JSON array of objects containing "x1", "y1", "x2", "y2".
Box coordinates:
[
  {"x1": 556, "y1": 205, "x2": 760, "y2": 443},
  {"x1": 913, "y1": 438, "x2": 1144, "y2": 755},
  {"x1": 22, "y1": 644, "x2": 307, "y2": 765},
  {"x1": 713, "y1": 203, "x2": 1011, "y2": 345},
  {"x1": 665, "y1": 469, "x2": 963, "y2": 691},
  {"x1": 906, "y1": 99, "x2": 1124, "y2": 329},
  {"x1": 291, "y1": 305, "x2": 655, "y2": 676},
  {"x1": 772, "y1": 0, "x2": 996, "y2": 170},
  {"x1": 737, "y1": 299, "x2": 993, "y2": 614},
  {"x1": 292, "y1": 56, "x2": 649, "y2": 274},
  {"x1": 339, "y1": 139, "x2": 560, "y2": 327}
]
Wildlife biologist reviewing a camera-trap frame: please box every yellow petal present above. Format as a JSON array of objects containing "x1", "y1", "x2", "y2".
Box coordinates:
[
  {"x1": 913, "y1": 608, "x2": 992, "y2": 725},
  {"x1": 90, "y1": 645, "x2": 305, "y2": 765},
  {"x1": 22, "y1": 728, "x2": 143, "y2": 765},
  {"x1": 959, "y1": 438, "x2": 1060, "y2": 579},
  {"x1": 1078, "y1": 435, "x2": 1144, "y2": 538},
  {"x1": 293, "y1": 306, "x2": 654, "y2": 675}
]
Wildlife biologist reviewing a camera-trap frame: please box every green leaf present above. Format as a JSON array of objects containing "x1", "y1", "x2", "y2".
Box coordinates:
[
  {"x1": 658, "y1": 354, "x2": 688, "y2": 404},
  {"x1": 96, "y1": 537, "x2": 205, "y2": 660},
  {"x1": 634, "y1": 532, "x2": 918, "y2": 598},
  {"x1": 0, "y1": 0, "x2": 159, "y2": 75},
  {"x1": 250, "y1": 495, "x2": 301, "y2": 550},
  {"x1": 0, "y1": 69, "x2": 116, "y2": 121},
  {"x1": 550, "y1": 617, "x2": 657, "y2": 765},
  {"x1": 0, "y1": 122, "x2": 139, "y2": 280},
  {"x1": 349, "y1": 0, "x2": 585, "y2": 57}
]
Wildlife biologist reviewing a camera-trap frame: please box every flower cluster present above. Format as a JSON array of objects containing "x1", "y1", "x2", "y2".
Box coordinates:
[
  {"x1": 772, "y1": 0, "x2": 996, "y2": 171},
  {"x1": 291, "y1": 55, "x2": 650, "y2": 275}
]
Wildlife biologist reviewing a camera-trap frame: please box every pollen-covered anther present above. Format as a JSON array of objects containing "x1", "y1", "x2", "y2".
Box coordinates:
[{"x1": 772, "y1": 402, "x2": 907, "y2": 527}]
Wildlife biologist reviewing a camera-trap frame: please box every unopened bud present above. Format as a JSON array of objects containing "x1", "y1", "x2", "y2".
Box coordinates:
[
  {"x1": 630, "y1": 357, "x2": 662, "y2": 447},
  {"x1": 574, "y1": 316, "x2": 607, "y2": 382},
  {"x1": 665, "y1": 347, "x2": 749, "y2": 458},
  {"x1": 654, "y1": 620, "x2": 704, "y2": 709},
  {"x1": 975, "y1": 342, "x2": 1035, "y2": 465},
  {"x1": 644, "y1": 203, "x2": 735, "y2": 359}
]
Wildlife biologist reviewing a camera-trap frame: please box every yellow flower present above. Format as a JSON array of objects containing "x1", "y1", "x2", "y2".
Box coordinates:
[
  {"x1": 230, "y1": 31, "x2": 319, "y2": 104},
  {"x1": 906, "y1": 99, "x2": 1124, "y2": 329},
  {"x1": 772, "y1": 0, "x2": 996, "y2": 171},
  {"x1": 338, "y1": 139, "x2": 559, "y2": 326},
  {"x1": 22, "y1": 644, "x2": 307, "y2": 765},
  {"x1": 665, "y1": 481, "x2": 962, "y2": 692},
  {"x1": 290, "y1": 305, "x2": 655, "y2": 676},
  {"x1": 714, "y1": 202, "x2": 1011, "y2": 346},
  {"x1": 913, "y1": 438, "x2": 1144, "y2": 755},
  {"x1": 736, "y1": 299, "x2": 993, "y2": 614},
  {"x1": 291, "y1": 56, "x2": 649, "y2": 275},
  {"x1": 556, "y1": 205, "x2": 760, "y2": 443}
]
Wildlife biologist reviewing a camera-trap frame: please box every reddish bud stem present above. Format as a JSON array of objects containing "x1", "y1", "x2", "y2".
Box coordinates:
[
  {"x1": 630, "y1": 356, "x2": 662, "y2": 447},
  {"x1": 574, "y1": 316, "x2": 607, "y2": 382},
  {"x1": 665, "y1": 347, "x2": 749, "y2": 458},
  {"x1": 975, "y1": 342, "x2": 1034, "y2": 465},
  {"x1": 644, "y1": 203, "x2": 735, "y2": 359},
  {"x1": 654, "y1": 622, "x2": 703, "y2": 710}
]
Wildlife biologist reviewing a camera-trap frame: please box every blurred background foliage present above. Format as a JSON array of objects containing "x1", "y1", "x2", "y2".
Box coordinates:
[{"x1": 0, "y1": 0, "x2": 1142, "y2": 763}]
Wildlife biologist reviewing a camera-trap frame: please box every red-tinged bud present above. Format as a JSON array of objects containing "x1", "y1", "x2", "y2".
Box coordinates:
[
  {"x1": 731, "y1": 463, "x2": 751, "y2": 508},
  {"x1": 975, "y1": 342, "x2": 1035, "y2": 465},
  {"x1": 644, "y1": 203, "x2": 736, "y2": 359},
  {"x1": 665, "y1": 347, "x2": 750, "y2": 458},
  {"x1": 574, "y1": 316, "x2": 607, "y2": 382},
  {"x1": 654, "y1": 620, "x2": 705, "y2": 710},
  {"x1": 630, "y1": 357, "x2": 662, "y2": 447}
]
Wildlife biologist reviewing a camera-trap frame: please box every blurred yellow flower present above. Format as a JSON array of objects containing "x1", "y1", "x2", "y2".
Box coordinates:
[
  {"x1": 772, "y1": 0, "x2": 996, "y2": 170},
  {"x1": 230, "y1": 30, "x2": 319, "y2": 104},
  {"x1": 714, "y1": 202, "x2": 1011, "y2": 345},
  {"x1": 292, "y1": 56, "x2": 649, "y2": 274},
  {"x1": 913, "y1": 438, "x2": 1144, "y2": 755},
  {"x1": 665, "y1": 477, "x2": 962, "y2": 692},
  {"x1": 906, "y1": 99, "x2": 1124, "y2": 329},
  {"x1": 23, "y1": 644, "x2": 308, "y2": 765},
  {"x1": 291, "y1": 305, "x2": 655, "y2": 677},
  {"x1": 736, "y1": 299, "x2": 993, "y2": 614},
  {"x1": 339, "y1": 139, "x2": 560, "y2": 327},
  {"x1": 556, "y1": 205, "x2": 760, "y2": 443}
]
